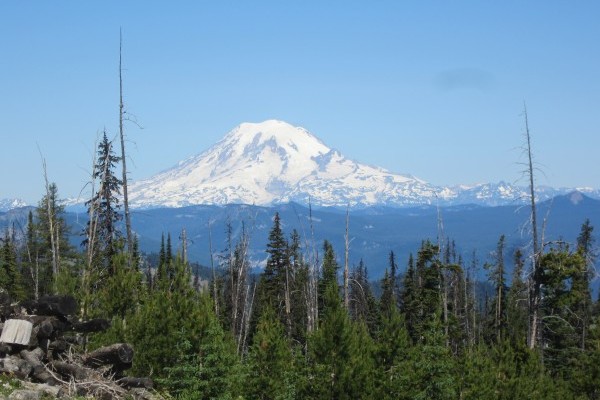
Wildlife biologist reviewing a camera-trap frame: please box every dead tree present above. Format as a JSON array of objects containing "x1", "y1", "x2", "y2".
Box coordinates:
[
  {"x1": 523, "y1": 104, "x2": 542, "y2": 350},
  {"x1": 208, "y1": 220, "x2": 219, "y2": 317},
  {"x1": 343, "y1": 205, "x2": 350, "y2": 310},
  {"x1": 39, "y1": 154, "x2": 59, "y2": 293},
  {"x1": 118, "y1": 29, "x2": 133, "y2": 258}
]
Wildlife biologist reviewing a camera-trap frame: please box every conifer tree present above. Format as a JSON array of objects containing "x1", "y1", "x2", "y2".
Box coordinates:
[
  {"x1": 35, "y1": 183, "x2": 72, "y2": 295},
  {"x1": 575, "y1": 219, "x2": 594, "y2": 349},
  {"x1": 506, "y1": 249, "x2": 528, "y2": 347},
  {"x1": 485, "y1": 235, "x2": 508, "y2": 343},
  {"x1": 349, "y1": 259, "x2": 378, "y2": 334},
  {"x1": 0, "y1": 229, "x2": 25, "y2": 301},
  {"x1": 256, "y1": 212, "x2": 290, "y2": 330},
  {"x1": 318, "y1": 240, "x2": 339, "y2": 320},
  {"x1": 401, "y1": 253, "x2": 419, "y2": 341},
  {"x1": 20, "y1": 210, "x2": 41, "y2": 299},
  {"x1": 305, "y1": 283, "x2": 375, "y2": 398},
  {"x1": 400, "y1": 313, "x2": 458, "y2": 399},
  {"x1": 158, "y1": 295, "x2": 242, "y2": 399},
  {"x1": 539, "y1": 247, "x2": 586, "y2": 380},
  {"x1": 127, "y1": 256, "x2": 206, "y2": 378},
  {"x1": 379, "y1": 269, "x2": 394, "y2": 318},
  {"x1": 288, "y1": 229, "x2": 309, "y2": 345},
  {"x1": 245, "y1": 306, "x2": 296, "y2": 399},
  {"x1": 375, "y1": 305, "x2": 411, "y2": 398},
  {"x1": 84, "y1": 131, "x2": 123, "y2": 276}
]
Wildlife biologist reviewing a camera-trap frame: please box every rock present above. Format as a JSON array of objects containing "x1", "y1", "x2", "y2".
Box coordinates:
[
  {"x1": 21, "y1": 382, "x2": 60, "y2": 397},
  {"x1": 0, "y1": 357, "x2": 33, "y2": 379},
  {"x1": 7, "y1": 390, "x2": 41, "y2": 400},
  {"x1": 129, "y1": 388, "x2": 164, "y2": 400}
]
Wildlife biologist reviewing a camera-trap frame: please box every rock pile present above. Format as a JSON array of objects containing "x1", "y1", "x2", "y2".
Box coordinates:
[{"x1": 0, "y1": 293, "x2": 157, "y2": 400}]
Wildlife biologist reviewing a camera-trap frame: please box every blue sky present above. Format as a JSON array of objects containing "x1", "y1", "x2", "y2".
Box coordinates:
[{"x1": 1, "y1": 1, "x2": 599, "y2": 204}]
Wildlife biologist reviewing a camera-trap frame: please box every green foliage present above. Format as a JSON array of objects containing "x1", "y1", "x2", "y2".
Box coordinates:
[
  {"x1": 84, "y1": 131, "x2": 123, "y2": 275},
  {"x1": 0, "y1": 230, "x2": 25, "y2": 300},
  {"x1": 126, "y1": 257, "x2": 207, "y2": 378},
  {"x1": 506, "y1": 249, "x2": 528, "y2": 347},
  {"x1": 245, "y1": 306, "x2": 296, "y2": 400},
  {"x1": 540, "y1": 247, "x2": 587, "y2": 379},
  {"x1": 398, "y1": 313, "x2": 458, "y2": 400},
  {"x1": 303, "y1": 284, "x2": 376, "y2": 399},
  {"x1": 349, "y1": 259, "x2": 378, "y2": 334},
  {"x1": 5, "y1": 189, "x2": 600, "y2": 400}
]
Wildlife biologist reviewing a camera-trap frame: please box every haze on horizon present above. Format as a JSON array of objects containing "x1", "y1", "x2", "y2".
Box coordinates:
[{"x1": 1, "y1": 2, "x2": 599, "y2": 205}]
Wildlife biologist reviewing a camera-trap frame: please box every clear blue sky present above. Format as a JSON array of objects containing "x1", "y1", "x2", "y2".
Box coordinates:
[{"x1": 1, "y1": 1, "x2": 599, "y2": 204}]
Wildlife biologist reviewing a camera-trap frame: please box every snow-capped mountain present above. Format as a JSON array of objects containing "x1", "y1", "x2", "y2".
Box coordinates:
[
  {"x1": 0, "y1": 198, "x2": 28, "y2": 212},
  {"x1": 129, "y1": 120, "x2": 439, "y2": 208},
  {"x1": 128, "y1": 120, "x2": 599, "y2": 209}
]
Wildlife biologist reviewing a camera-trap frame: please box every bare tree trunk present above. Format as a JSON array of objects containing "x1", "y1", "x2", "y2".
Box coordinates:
[
  {"x1": 118, "y1": 29, "x2": 133, "y2": 259},
  {"x1": 208, "y1": 220, "x2": 219, "y2": 317},
  {"x1": 343, "y1": 205, "x2": 350, "y2": 310},
  {"x1": 40, "y1": 156, "x2": 58, "y2": 293},
  {"x1": 241, "y1": 282, "x2": 256, "y2": 356},
  {"x1": 307, "y1": 198, "x2": 319, "y2": 333},
  {"x1": 283, "y1": 252, "x2": 292, "y2": 338},
  {"x1": 181, "y1": 228, "x2": 187, "y2": 265},
  {"x1": 82, "y1": 139, "x2": 100, "y2": 321},
  {"x1": 524, "y1": 103, "x2": 541, "y2": 350}
]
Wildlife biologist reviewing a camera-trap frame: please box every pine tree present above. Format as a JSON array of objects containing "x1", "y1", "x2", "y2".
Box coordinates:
[
  {"x1": 539, "y1": 247, "x2": 586, "y2": 381},
  {"x1": 256, "y1": 212, "x2": 290, "y2": 332},
  {"x1": 158, "y1": 294, "x2": 242, "y2": 399},
  {"x1": 288, "y1": 229, "x2": 309, "y2": 345},
  {"x1": 0, "y1": 229, "x2": 25, "y2": 301},
  {"x1": 318, "y1": 240, "x2": 339, "y2": 320},
  {"x1": 506, "y1": 249, "x2": 528, "y2": 347},
  {"x1": 35, "y1": 183, "x2": 72, "y2": 295},
  {"x1": 20, "y1": 210, "x2": 41, "y2": 299},
  {"x1": 84, "y1": 131, "x2": 123, "y2": 276},
  {"x1": 399, "y1": 313, "x2": 458, "y2": 400},
  {"x1": 245, "y1": 306, "x2": 296, "y2": 400},
  {"x1": 401, "y1": 253, "x2": 419, "y2": 341},
  {"x1": 375, "y1": 305, "x2": 411, "y2": 398},
  {"x1": 575, "y1": 219, "x2": 594, "y2": 349},
  {"x1": 127, "y1": 256, "x2": 207, "y2": 379},
  {"x1": 305, "y1": 284, "x2": 376, "y2": 399},
  {"x1": 484, "y1": 235, "x2": 508, "y2": 343},
  {"x1": 349, "y1": 259, "x2": 378, "y2": 334}
]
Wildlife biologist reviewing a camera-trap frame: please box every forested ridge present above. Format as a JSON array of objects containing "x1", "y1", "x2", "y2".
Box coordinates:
[{"x1": 2, "y1": 134, "x2": 600, "y2": 399}]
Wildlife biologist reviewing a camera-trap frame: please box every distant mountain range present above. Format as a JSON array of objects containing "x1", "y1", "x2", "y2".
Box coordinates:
[
  {"x1": 3, "y1": 120, "x2": 598, "y2": 212},
  {"x1": 0, "y1": 198, "x2": 28, "y2": 212},
  {"x1": 126, "y1": 120, "x2": 600, "y2": 209},
  {"x1": 2, "y1": 192, "x2": 598, "y2": 281}
]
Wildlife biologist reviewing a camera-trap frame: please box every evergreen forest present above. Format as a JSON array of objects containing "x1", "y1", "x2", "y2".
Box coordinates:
[{"x1": 2, "y1": 132, "x2": 600, "y2": 400}]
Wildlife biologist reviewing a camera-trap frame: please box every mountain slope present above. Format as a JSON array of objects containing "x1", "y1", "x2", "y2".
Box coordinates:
[
  {"x1": 128, "y1": 120, "x2": 600, "y2": 209},
  {"x1": 0, "y1": 198, "x2": 28, "y2": 212},
  {"x1": 129, "y1": 120, "x2": 437, "y2": 208}
]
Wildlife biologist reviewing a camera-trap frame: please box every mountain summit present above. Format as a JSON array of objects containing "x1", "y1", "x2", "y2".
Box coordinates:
[
  {"x1": 129, "y1": 120, "x2": 437, "y2": 208},
  {"x1": 128, "y1": 120, "x2": 599, "y2": 209}
]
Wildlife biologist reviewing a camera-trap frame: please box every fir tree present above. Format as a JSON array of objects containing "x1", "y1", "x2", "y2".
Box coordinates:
[
  {"x1": 506, "y1": 249, "x2": 528, "y2": 347},
  {"x1": 245, "y1": 306, "x2": 296, "y2": 400},
  {"x1": 349, "y1": 259, "x2": 378, "y2": 334},
  {"x1": 35, "y1": 183, "x2": 72, "y2": 295},
  {"x1": 84, "y1": 131, "x2": 123, "y2": 276},
  {"x1": 256, "y1": 212, "x2": 290, "y2": 330},
  {"x1": 484, "y1": 235, "x2": 508, "y2": 343},
  {"x1": 0, "y1": 230, "x2": 25, "y2": 301},
  {"x1": 575, "y1": 219, "x2": 594, "y2": 349},
  {"x1": 305, "y1": 284, "x2": 376, "y2": 399}
]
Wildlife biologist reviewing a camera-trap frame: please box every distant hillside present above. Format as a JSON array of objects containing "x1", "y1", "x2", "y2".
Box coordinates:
[
  {"x1": 2, "y1": 192, "x2": 598, "y2": 280},
  {"x1": 75, "y1": 191, "x2": 600, "y2": 279}
]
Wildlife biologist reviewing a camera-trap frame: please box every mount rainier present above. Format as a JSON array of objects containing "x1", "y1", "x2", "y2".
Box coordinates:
[{"x1": 128, "y1": 120, "x2": 598, "y2": 209}]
